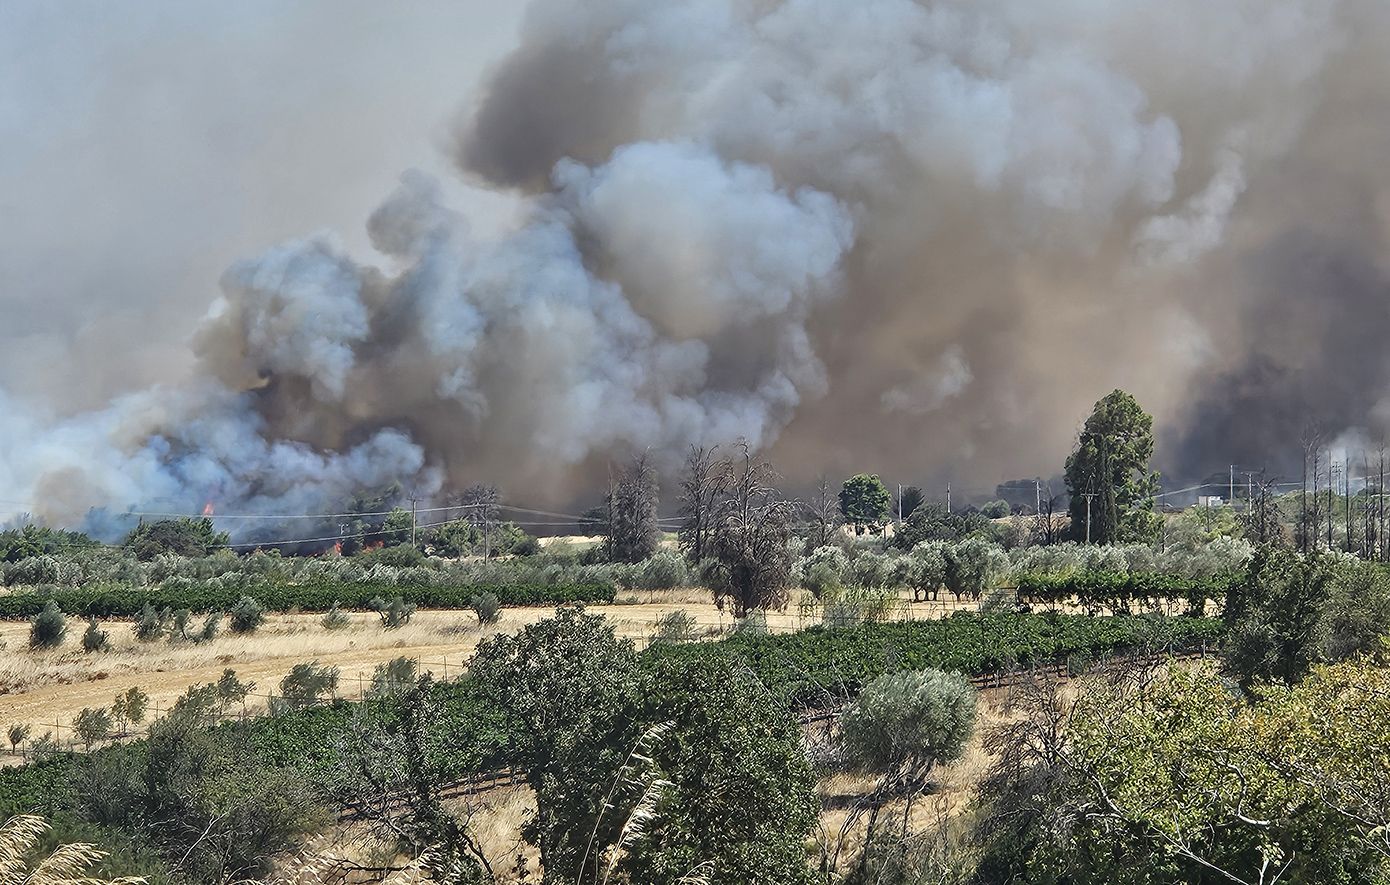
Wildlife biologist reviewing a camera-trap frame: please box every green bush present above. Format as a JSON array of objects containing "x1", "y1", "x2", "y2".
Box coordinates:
[
  {"x1": 841, "y1": 669, "x2": 976, "y2": 773},
  {"x1": 370, "y1": 595, "x2": 415, "y2": 629},
  {"x1": 81, "y1": 616, "x2": 109, "y2": 652},
  {"x1": 29, "y1": 601, "x2": 66, "y2": 649},
  {"x1": 229, "y1": 596, "x2": 265, "y2": 634},
  {"x1": 368, "y1": 657, "x2": 417, "y2": 697},
  {"x1": 468, "y1": 592, "x2": 500, "y2": 625},
  {"x1": 652, "y1": 609, "x2": 700, "y2": 643},
  {"x1": 133, "y1": 602, "x2": 164, "y2": 641},
  {"x1": 321, "y1": 602, "x2": 351, "y2": 630},
  {"x1": 0, "y1": 580, "x2": 616, "y2": 619},
  {"x1": 276, "y1": 661, "x2": 339, "y2": 710},
  {"x1": 72, "y1": 706, "x2": 113, "y2": 750}
]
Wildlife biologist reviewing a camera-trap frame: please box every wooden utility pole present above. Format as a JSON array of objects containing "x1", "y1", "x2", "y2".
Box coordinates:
[{"x1": 410, "y1": 497, "x2": 418, "y2": 548}]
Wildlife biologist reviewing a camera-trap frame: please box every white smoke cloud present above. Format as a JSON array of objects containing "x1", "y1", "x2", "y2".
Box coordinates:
[{"x1": 0, "y1": 0, "x2": 1377, "y2": 530}]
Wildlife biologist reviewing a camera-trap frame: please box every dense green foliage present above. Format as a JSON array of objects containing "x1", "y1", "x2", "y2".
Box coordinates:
[
  {"x1": 647, "y1": 612, "x2": 1224, "y2": 708},
  {"x1": 841, "y1": 669, "x2": 976, "y2": 774},
  {"x1": 1064, "y1": 389, "x2": 1161, "y2": 544},
  {"x1": 0, "y1": 524, "x2": 98, "y2": 562},
  {"x1": 976, "y1": 661, "x2": 1390, "y2": 884},
  {"x1": 1222, "y1": 547, "x2": 1390, "y2": 687},
  {"x1": 0, "y1": 580, "x2": 615, "y2": 619},
  {"x1": 840, "y1": 474, "x2": 892, "y2": 534},
  {"x1": 123, "y1": 519, "x2": 230, "y2": 560},
  {"x1": 1015, "y1": 570, "x2": 1239, "y2": 612},
  {"x1": 29, "y1": 600, "x2": 66, "y2": 648}
]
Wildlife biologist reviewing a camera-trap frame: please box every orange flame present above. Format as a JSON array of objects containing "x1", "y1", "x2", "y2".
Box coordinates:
[
  {"x1": 334, "y1": 541, "x2": 342, "y2": 555},
  {"x1": 202, "y1": 502, "x2": 215, "y2": 516}
]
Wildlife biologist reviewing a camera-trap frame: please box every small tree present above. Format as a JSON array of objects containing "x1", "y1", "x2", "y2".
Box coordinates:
[
  {"x1": 368, "y1": 657, "x2": 417, "y2": 697},
  {"x1": 228, "y1": 596, "x2": 265, "y2": 634},
  {"x1": 197, "y1": 612, "x2": 221, "y2": 643},
  {"x1": 7, "y1": 724, "x2": 30, "y2": 756},
  {"x1": 111, "y1": 686, "x2": 149, "y2": 737},
  {"x1": 469, "y1": 592, "x2": 501, "y2": 625},
  {"x1": 837, "y1": 669, "x2": 976, "y2": 874},
  {"x1": 677, "y1": 445, "x2": 728, "y2": 563},
  {"x1": 944, "y1": 538, "x2": 1006, "y2": 603},
  {"x1": 276, "y1": 661, "x2": 339, "y2": 710},
  {"x1": 606, "y1": 454, "x2": 660, "y2": 563},
  {"x1": 370, "y1": 595, "x2": 416, "y2": 628},
  {"x1": 29, "y1": 601, "x2": 66, "y2": 650},
  {"x1": 840, "y1": 474, "x2": 892, "y2": 535},
  {"x1": 81, "y1": 616, "x2": 109, "y2": 653},
  {"x1": 215, "y1": 669, "x2": 254, "y2": 713},
  {"x1": 322, "y1": 602, "x2": 351, "y2": 630},
  {"x1": 710, "y1": 444, "x2": 796, "y2": 618},
  {"x1": 899, "y1": 486, "x2": 926, "y2": 521},
  {"x1": 133, "y1": 602, "x2": 165, "y2": 641},
  {"x1": 73, "y1": 707, "x2": 113, "y2": 751}
]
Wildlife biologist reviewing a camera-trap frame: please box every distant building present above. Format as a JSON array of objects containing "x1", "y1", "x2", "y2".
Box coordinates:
[{"x1": 1196, "y1": 495, "x2": 1224, "y2": 507}]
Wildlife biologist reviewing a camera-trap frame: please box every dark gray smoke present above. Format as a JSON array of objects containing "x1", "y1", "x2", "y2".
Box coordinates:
[{"x1": 3, "y1": 0, "x2": 1388, "y2": 530}]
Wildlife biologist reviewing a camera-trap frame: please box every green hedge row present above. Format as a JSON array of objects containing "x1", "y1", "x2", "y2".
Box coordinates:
[
  {"x1": 1014, "y1": 570, "x2": 1240, "y2": 611},
  {"x1": 0, "y1": 580, "x2": 615, "y2": 619},
  {"x1": 646, "y1": 611, "x2": 1226, "y2": 707}
]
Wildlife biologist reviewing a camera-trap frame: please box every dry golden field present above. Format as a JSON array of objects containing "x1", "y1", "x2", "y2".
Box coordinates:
[{"x1": 0, "y1": 590, "x2": 993, "y2": 752}]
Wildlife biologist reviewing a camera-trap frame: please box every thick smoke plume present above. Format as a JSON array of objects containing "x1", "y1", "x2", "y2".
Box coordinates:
[{"x1": 5, "y1": 0, "x2": 1390, "y2": 532}]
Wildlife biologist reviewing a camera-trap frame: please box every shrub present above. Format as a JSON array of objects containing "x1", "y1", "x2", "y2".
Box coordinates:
[
  {"x1": 229, "y1": 596, "x2": 266, "y2": 634},
  {"x1": 652, "y1": 609, "x2": 700, "y2": 644},
  {"x1": 73, "y1": 706, "x2": 113, "y2": 750},
  {"x1": 981, "y1": 499, "x2": 1012, "y2": 519},
  {"x1": 134, "y1": 602, "x2": 165, "y2": 641},
  {"x1": 276, "y1": 661, "x2": 339, "y2": 710},
  {"x1": 197, "y1": 612, "x2": 221, "y2": 643},
  {"x1": 111, "y1": 686, "x2": 149, "y2": 735},
  {"x1": 840, "y1": 669, "x2": 976, "y2": 775},
  {"x1": 81, "y1": 616, "x2": 110, "y2": 652},
  {"x1": 368, "y1": 656, "x2": 417, "y2": 697},
  {"x1": 321, "y1": 602, "x2": 351, "y2": 630},
  {"x1": 800, "y1": 546, "x2": 848, "y2": 598},
  {"x1": 215, "y1": 669, "x2": 254, "y2": 711},
  {"x1": 370, "y1": 595, "x2": 416, "y2": 629},
  {"x1": 469, "y1": 592, "x2": 501, "y2": 625},
  {"x1": 7, "y1": 723, "x2": 30, "y2": 755},
  {"x1": 29, "y1": 601, "x2": 66, "y2": 649},
  {"x1": 637, "y1": 551, "x2": 688, "y2": 591}
]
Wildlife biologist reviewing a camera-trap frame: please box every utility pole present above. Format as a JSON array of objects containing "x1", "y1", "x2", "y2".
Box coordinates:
[
  {"x1": 1329, "y1": 462, "x2": 1336, "y2": 550},
  {"x1": 1035, "y1": 479, "x2": 1041, "y2": 516},
  {"x1": 410, "y1": 497, "x2": 418, "y2": 548},
  {"x1": 898, "y1": 483, "x2": 902, "y2": 523},
  {"x1": 1082, "y1": 492, "x2": 1095, "y2": 544},
  {"x1": 947, "y1": 483, "x2": 952, "y2": 514},
  {"x1": 1230, "y1": 464, "x2": 1235, "y2": 512}
]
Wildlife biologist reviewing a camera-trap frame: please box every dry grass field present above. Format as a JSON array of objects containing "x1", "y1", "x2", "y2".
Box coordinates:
[{"x1": 0, "y1": 589, "x2": 999, "y2": 747}]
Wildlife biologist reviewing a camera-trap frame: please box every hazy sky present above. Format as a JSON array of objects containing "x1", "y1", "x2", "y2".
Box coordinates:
[{"x1": 0, "y1": 2, "x2": 524, "y2": 413}]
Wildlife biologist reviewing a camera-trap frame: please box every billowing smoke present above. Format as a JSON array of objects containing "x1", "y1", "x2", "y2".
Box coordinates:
[{"x1": 5, "y1": 0, "x2": 1390, "y2": 532}]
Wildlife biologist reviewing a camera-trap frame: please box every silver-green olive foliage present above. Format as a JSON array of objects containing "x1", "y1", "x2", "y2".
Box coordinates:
[{"x1": 841, "y1": 668, "x2": 976, "y2": 776}]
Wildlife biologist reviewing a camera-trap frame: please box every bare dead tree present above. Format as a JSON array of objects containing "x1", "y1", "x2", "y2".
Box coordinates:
[
  {"x1": 804, "y1": 474, "x2": 843, "y2": 549},
  {"x1": 1241, "y1": 472, "x2": 1283, "y2": 546},
  {"x1": 709, "y1": 441, "x2": 796, "y2": 618},
  {"x1": 605, "y1": 454, "x2": 660, "y2": 563},
  {"x1": 676, "y1": 444, "x2": 728, "y2": 564}
]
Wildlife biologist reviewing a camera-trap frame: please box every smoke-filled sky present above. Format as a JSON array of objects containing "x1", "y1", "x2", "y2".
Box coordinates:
[{"x1": 4, "y1": 0, "x2": 1390, "y2": 532}]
